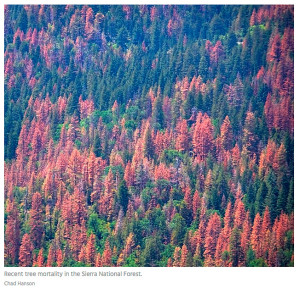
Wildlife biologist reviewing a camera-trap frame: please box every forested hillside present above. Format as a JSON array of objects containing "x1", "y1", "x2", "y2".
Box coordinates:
[{"x1": 4, "y1": 5, "x2": 294, "y2": 267}]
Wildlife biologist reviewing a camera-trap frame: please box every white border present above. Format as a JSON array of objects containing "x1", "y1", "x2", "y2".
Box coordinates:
[{"x1": 1, "y1": 1, "x2": 298, "y2": 288}]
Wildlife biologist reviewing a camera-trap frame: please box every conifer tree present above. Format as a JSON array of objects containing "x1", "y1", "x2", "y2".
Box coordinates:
[
  {"x1": 117, "y1": 180, "x2": 129, "y2": 214},
  {"x1": 19, "y1": 234, "x2": 33, "y2": 267},
  {"x1": 30, "y1": 192, "x2": 44, "y2": 249}
]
